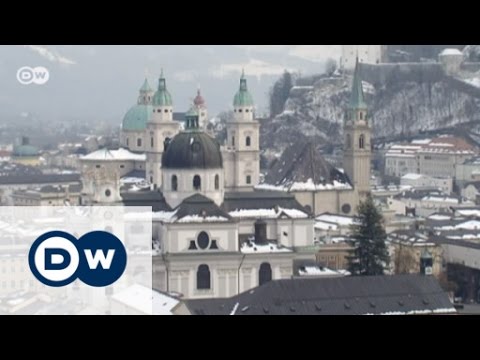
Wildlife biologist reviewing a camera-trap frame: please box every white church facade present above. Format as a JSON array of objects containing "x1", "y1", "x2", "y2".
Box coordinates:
[{"x1": 80, "y1": 63, "x2": 371, "y2": 299}]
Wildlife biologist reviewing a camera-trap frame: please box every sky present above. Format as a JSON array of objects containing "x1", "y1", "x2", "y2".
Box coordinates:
[{"x1": 0, "y1": 45, "x2": 341, "y2": 125}]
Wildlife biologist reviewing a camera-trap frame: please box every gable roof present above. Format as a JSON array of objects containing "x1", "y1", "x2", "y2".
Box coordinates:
[
  {"x1": 187, "y1": 275, "x2": 455, "y2": 315},
  {"x1": 262, "y1": 142, "x2": 351, "y2": 190}
]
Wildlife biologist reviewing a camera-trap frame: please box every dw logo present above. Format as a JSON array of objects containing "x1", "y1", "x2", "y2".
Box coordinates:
[{"x1": 29, "y1": 231, "x2": 127, "y2": 288}]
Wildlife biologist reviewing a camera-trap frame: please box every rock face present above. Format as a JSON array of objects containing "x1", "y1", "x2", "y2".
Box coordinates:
[{"x1": 261, "y1": 63, "x2": 480, "y2": 159}]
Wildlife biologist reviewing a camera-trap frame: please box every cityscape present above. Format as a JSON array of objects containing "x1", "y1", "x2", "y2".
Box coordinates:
[{"x1": 2, "y1": 45, "x2": 480, "y2": 315}]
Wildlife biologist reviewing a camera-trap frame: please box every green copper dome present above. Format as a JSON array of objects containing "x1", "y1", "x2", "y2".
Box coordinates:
[
  {"x1": 13, "y1": 144, "x2": 39, "y2": 157},
  {"x1": 233, "y1": 71, "x2": 254, "y2": 107},
  {"x1": 153, "y1": 70, "x2": 173, "y2": 107},
  {"x1": 123, "y1": 104, "x2": 153, "y2": 131}
]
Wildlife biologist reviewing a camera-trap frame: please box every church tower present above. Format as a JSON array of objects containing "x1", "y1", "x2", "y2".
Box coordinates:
[
  {"x1": 193, "y1": 88, "x2": 208, "y2": 130},
  {"x1": 145, "y1": 70, "x2": 181, "y2": 188},
  {"x1": 223, "y1": 71, "x2": 260, "y2": 191},
  {"x1": 343, "y1": 59, "x2": 371, "y2": 199}
]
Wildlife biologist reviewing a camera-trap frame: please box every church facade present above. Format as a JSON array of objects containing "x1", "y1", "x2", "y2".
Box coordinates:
[{"x1": 80, "y1": 62, "x2": 371, "y2": 299}]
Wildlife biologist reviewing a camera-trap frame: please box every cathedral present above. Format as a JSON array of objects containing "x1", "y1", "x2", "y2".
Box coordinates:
[{"x1": 80, "y1": 61, "x2": 371, "y2": 299}]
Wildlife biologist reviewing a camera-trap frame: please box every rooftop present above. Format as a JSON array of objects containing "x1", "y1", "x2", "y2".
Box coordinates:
[{"x1": 187, "y1": 275, "x2": 455, "y2": 315}]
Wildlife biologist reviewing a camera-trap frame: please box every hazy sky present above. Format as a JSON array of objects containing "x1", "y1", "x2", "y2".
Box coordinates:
[{"x1": 0, "y1": 45, "x2": 341, "y2": 124}]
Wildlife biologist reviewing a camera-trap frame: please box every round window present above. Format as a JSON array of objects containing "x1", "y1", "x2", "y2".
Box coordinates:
[
  {"x1": 105, "y1": 189, "x2": 112, "y2": 197},
  {"x1": 342, "y1": 204, "x2": 352, "y2": 214},
  {"x1": 197, "y1": 231, "x2": 210, "y2": 250}
]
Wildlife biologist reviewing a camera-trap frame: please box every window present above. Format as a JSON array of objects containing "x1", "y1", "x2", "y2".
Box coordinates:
[
  {"x1": 105, "y1": 189, "x2": 112, "y2": 197},
  {"x1": 126, "y1": 138, "x2": 129, "y2": 147},
  {"x1": 360, "y1": 112, "x2": 363, "y2": 120},
  {"x1": 359, "y1": 134, "x2": 365, "y2": 149},
  {"x1": 197, "y1": 265, "x2": 211, "y2": 290},
  {"x1": 239, "y1": 109, "x2": 243, "y2": 113},
  {"x1": 137, "y1": 138, "x2": 142, "y2": 147},
  {"x1": 96, "y1": 165, "x2": 101, "y2": 169},
  {"x1": 193, "y1": 175, "x2": 201, "y2": 190},
  {"x1": 346, "y1": 134, "x2": 351, "y2": 149},
  {"x1": 151, "y1": 137, "x2": 154, "y2": 148},
  {"x1": 259, "y1": 263, "x2": 272, "y2": 286},
  {"x1": 246, "y1": 175, "x2": 252, "y2": 185},
  {"x1": 215, "y1": 175, "x2": 220, "y2": 190},
  {"x1": 245, "y1": 109, "x2": 249, "y2": 113},
  {"x1": 150, "y1": 176, "x2": 153, "y2": 184},
  {"x1": 189, "y1": 241, "x2": 197, "y2": 250},
  {"x1": 164, "y1": 109, "x2": 168, "y2": 113},
  {"x1": 232, "y1": 136, "x2": 235, "y2": 147},
  {"x1": 171, "y1": 175, "x2": 178, "y2": 191},
  {"x1": 197, "y1": 232, "x2": 210, "y2": 250},
  {"x1": 246, "y1": 136, "x2": 251, "y2": 147},
  {"x1": 120, "y1": 165, "x2": 125, "y2": 169}
]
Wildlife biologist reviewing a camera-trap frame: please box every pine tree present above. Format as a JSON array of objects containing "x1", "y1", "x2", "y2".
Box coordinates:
[{"x1": 348, "y1": 195, "x2": 390, "y2": 276}]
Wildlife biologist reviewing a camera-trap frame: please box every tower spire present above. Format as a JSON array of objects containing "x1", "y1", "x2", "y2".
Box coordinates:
[{"x1": 349, "y1": 58, "x2": 367, "y2": 109}]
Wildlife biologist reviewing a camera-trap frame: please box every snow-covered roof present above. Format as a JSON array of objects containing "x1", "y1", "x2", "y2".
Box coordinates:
[
  {"x1": 240, "y1": 241, "x2": 292, "y2": 254},
  {"x1": 402, "y1": 173, "x2": 424, "y2": 180},
  {"x1": 81, "y1": 148, "x2": 146, "y2": 162},
  {"x1": 440, "y1": 48, "x2": 463, "y2": 56},
  {"x1": 111, "y1": 284, "x2": 180, "y2": 315},
  {"x1": 256, "y1": 179, "x2": 352, "y2": 192},
  {"x1": 456, "y1": 209, "x2": 480, "y2": 217},
  {"x1": 298, "y1": 266, "x2": 344, "y2": 277},
  {"x1": 229, "y1": 207, "x2": 309, "y2": 220},
  {"x1": 315, "y1": 213, "x2": 356, "y2": 226}
]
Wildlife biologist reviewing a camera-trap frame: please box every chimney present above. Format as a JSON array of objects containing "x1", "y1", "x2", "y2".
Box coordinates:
[{"x1": 255, "y1": 219, "x2": 267, "y2": 244}]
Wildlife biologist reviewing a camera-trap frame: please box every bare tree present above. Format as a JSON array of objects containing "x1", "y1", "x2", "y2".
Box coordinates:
[{"x1": 393, "y1": 244, "x2": 416, "y2": 274}]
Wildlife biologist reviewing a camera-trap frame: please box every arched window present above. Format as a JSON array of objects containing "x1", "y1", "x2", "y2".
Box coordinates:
[
  {"x1": 232, "y1": 136, "x2": 235, "y2": 147},
  {"x1": 359, "y1": 134, "x2": 365, "y2": 149},
  {"x1": 151, "y1": 137, "x2": 154, "y2": 148},
  {"x1": 197, "y1": 264, "x2": 211, "y2": 290},
  {"x1": 197, "y1": 231, "x2": 210, "y2": 250},
  {"x1": 126, "y1": 138, "x2": 129, "y2": 147},
  {"x1": 193, "y1": 175, "x2": 201, "y2": 190},
  {"x1": 346, "y1": 134, "x2": 351, "y2": 149},
  {"x1": 246, "y1": 136, "x2": 251, "y2": 147},
  {"x1": 360, "y1": 112, "x2": 363, "y2": 120},
  {"x1": 246, "y1": 175, "x2": 252, "y2": 185},
  {"x1": 259, "y1": 263, "x2": 272, "y2": 286},
  {"x1": 137, "y1": 138, "x2": 142, "y2": 147},
  {"x1": 171, "y1": 175, "x2": 178, "y2": 192},
  {"x1": 215, "y1": 175, "x2": 220, "y2": 190}
]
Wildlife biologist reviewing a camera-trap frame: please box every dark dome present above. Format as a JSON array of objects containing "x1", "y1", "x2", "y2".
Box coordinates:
[{"x1": 162, "y1": 131, "x2": 223, "y2": 169}]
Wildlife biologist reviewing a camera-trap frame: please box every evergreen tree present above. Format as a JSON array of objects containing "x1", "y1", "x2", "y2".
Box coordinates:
[
  {"x1": 348, "y1": 195, "x2": 390, "y2": 276},
  {"x1": 269, "y1": 70, "x2": 294, "y2": 118}
]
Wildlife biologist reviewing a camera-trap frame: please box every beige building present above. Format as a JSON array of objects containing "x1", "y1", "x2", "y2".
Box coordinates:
[
  {"x1": 80, "y1": 148, "x2": 146, "y2": 204},
  {"x1": 456, "y1": 156, "x2": 480, "y2": 187},
  {"x1": 400, "y1": 173, "x2": 453, "y2": 194},
  {"x1": 388, "y1": 230, "x2": 443, "y2": 277},
  {"x1": 11, "y1": 184, "x2": 81, "y2": 206},
  {"x1": 385, "y1": 137, "x2": 476, "y2": 178}
]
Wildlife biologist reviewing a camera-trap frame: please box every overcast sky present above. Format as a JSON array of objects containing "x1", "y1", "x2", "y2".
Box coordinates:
[{"x1": 0, "y1": 45, "x2": 341, "y2": 124}]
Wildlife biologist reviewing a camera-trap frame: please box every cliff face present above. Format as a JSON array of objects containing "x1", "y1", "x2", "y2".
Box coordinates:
[{"x1": 261, "y1": 64, "x2": 480, "y2": 159}]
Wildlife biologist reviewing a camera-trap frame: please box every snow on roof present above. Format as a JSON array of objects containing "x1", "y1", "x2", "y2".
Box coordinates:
[
  {"x1": 402, "y1": 173, "x2": 424, "y2": 180},
  {"x1": 428, "y1": 214, "x2": 452, "y2": 221},
  {"x1": 176, "y1": 215, "x2": 230, "y2": 223},
  {"x1": 81, "y1": 148, "x2": 146, "y2": 162},
  {"x1": 240, "y1": 241, "x2": 292, "y2": 254},
  {"x1": 289, "y1": 179, "x2": 352, "y2": 192},
  {"x1": 111, "y1": 284, "x2": 179, "y2": 315},
  {"x1": 440, "y1": 48, "x2": 463, "y2": 56},
  {"x1": 298, "y1": 266, "x2": 342, "y2": 277},
  {"x1": 314, "y1": 221, "x2": 339, "y2": 231},
  {"x1": 465, "y1": 77, "x2": 480, "y2": 88},
  {"x1": 229, "y1": 207, "x2": 309, "y2": 220},
  {"x1": 411, "y1": 139, "x2": 432, "y2": 145},
  {"x1": 368, "y1": 308, "x2": 456, "y2": 315},
  {"x1": 315, "y1": 213, "x2": 356, "y2": 226},
  {"x1": 456, "y1": 209, "x2": 480, "y2": 217}
]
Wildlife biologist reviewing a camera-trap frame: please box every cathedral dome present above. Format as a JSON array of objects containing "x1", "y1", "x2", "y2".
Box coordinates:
[
  {"x1": 122, "y1": 104, "x2": 153, "y2": 131},
  {"x1": 162, "y1": 131, "x2": 223, "y2": 169}
]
